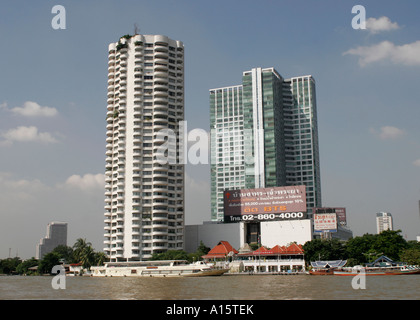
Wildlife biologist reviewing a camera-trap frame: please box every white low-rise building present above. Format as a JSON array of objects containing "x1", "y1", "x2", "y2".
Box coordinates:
[{"x1": 186, "y1": 219, "x2": 313, "y2": 253}]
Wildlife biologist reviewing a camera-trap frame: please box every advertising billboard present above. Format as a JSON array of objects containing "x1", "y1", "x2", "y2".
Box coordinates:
[
  {"x1": 313, "y1": 207, "x2": 347, "y2": 226},
  {"x1": 313, "y1": 213, "x2": 337, "y2": 233},
  {"x1": 223, "y1": 185, "x2": 307, "y2": 223}
]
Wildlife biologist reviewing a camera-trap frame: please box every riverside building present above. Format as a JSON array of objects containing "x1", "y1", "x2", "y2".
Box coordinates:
[
  {"x1": 104, "y1": 34, "x2": 185, "y2": 262},
  {"x1": 209, "y1": 68, "x2": 321, "y2": 222}
]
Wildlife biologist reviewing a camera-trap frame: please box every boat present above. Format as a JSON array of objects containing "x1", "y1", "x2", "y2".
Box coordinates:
[
  {"x1": 333, "y1": 265, "x2": 420, "y2": 276},
  {"x1": 90, "y1": 260, "x2": 230, "y2": 277},
  {"x1": 308, "y1": 268, "x2": 335, "y2": 275},
  {"x1": 308, "y1": 260, "x2": 347, "y2": 275}
]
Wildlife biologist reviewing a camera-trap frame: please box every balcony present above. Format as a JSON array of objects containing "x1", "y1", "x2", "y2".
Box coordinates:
[
  {"x1": 154, "y1": 64, "x2": 168, "y2": 72},
  {"x1": 154, "y1": 71, "x2": 168, "y2": 79},
  {"x1": 151, "y1": 229, "x2": 168, "y2": 236},
  {"x1": 153, "y1": 96, "x2": 167, "y2": 104}
]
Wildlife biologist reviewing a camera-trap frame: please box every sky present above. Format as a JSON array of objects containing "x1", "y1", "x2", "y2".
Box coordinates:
[{"x1": 0, "y1": 0, "x2": 419, "y2": 259}]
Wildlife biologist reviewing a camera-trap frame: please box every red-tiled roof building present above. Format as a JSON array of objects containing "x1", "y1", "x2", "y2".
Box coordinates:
[{"x1": 201, "y1": 241, "x2": 238, "y2": 259}]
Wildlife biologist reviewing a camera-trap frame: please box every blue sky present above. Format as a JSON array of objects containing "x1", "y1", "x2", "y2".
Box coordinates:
[{"x1": 0, "y1": 0, "x2": 419, "y2": 259}]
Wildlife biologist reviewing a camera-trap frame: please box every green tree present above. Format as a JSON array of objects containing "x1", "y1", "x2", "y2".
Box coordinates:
[
  {"x1": 94, "y1": 251, "x2": 108, "y2": 266},
  {"x1": 73, "y1": 238, "x2": 92, "y2": 263},
  {"x1": 52, "y1": 245, "x2": 74, "y2": 264},
  {"x1": 0, "y1": 257, "x2": 22, "y2": 274},
  {"x1": 399, "y1": 248, "x2": 420, "y2": 265},
  {"x1": 407, "y1": 240, "x2": 420, "y2": 251},
  {"x1": 187, "y1": 241, "x2": 211, "y2": 262},
  {"x1": 38, "y1": 252, "x2": 60, "y2": 274},
  {"x1": 197, "y1": 241, "x2": 211, "y2": 255},
  {"x1": 79, "y1": 245, "x2": 95, "y2": 269},
  {"x1": 302, "y1": 239, "x2": 346, "y2": 265},
  {"x1": 16, "y1": 258, "x2": 38, "y2": 275},
  {"x1": 345, "y1": 233, "x2": 377, "y2": 265},
  {"x1": 371, "y1": 230, "x2": 408, "y2": 261}
]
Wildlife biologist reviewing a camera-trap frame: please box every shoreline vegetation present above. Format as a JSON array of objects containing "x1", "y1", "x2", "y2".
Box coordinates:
[{"x1": 1, "y1": 230, "x2": 419, "y2": 276}]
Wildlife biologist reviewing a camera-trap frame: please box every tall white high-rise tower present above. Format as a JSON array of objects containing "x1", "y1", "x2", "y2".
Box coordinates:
[
  {"x1": 376, "y1": 212, "x2": 393, "y2": 234},
  {"x1": 104, "y1": 34, "x2": 185, "y2": 262}
]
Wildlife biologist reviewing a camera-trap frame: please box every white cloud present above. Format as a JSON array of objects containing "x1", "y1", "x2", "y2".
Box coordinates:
[
  {"x1": 1, "y1": 126, "x2": 58, "y2": 144},
  {"x1": 413, "y1": 159, "x2": 420, "y2": 167},
  {"x1": 0, "y1": 172, "x2": 50, "y2": 201},
  {"x1": 366, "y1": 16, "x2": 400, "y2": 34},
  {"x1": 65, "y1": 173, "x2": 105, "y2": 191},
  {"x1": 10, "y1": 101, "x2": 58, "y2": 117},
  {"x1": 343, "y1": 40, "x2": 420, "y2": 67},
  {"x1": 370, "y1": 126, "x2": 405, "y2": 140}
]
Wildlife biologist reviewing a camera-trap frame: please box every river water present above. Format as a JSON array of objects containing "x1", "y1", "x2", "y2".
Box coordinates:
[{"x1": 1, "y1": 274, "x2": 419, "y2": 300}]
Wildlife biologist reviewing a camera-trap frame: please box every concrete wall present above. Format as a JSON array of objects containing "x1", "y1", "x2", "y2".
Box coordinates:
[
  {"x1": 185, "y1": 222, "x2": 241, "y2": 253},
  {"x1": 260, "y1": 219, "x2": 313, "y2": 247}
]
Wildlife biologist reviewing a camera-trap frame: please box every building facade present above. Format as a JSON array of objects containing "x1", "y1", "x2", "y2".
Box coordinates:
[
  {"x1": 36, "y1": 222, "x2": 67, "y2": 260},
  {"x1": 209, "y1": 67, "x2": 321, "y2": 222},
  {"x1": 104, "y1": 34, "x2": 185, "y2": 262},
  {"x1": 376, "y1": 212, "x2": 393, "y2": 234},
  {"x1": 285, "y1": 76, "x2": 322, "y2": 210}
]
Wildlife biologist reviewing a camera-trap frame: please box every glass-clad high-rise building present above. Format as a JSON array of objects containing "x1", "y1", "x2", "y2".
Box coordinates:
[
  {"x1": 104, "y1": 34, "x2": 185, "y2": 262},
  {"x1": 284, "y1": 76, "x2": 322, "y2": 210},
  {"x1": 210, "y1": 67, "x2": 321, "y2": 222}
]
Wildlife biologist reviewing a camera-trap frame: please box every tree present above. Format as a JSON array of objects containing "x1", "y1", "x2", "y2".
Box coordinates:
[
  {"x1": 0, "y1": 257, "x2": 22, "y2": 274},
  {"x1": 52, "y1": 245, "x2": 74, "y2": 264},
  {"x1": 79, "y1": 245, "x2": 95, "y2": 269},
  {"x1": 94, "y1": 251, "x2": 108, "y2": 266},
  {"x1": 73, "y1": 238, "x2": 92, "y2": 263},
  {"x1": 187, "y1": 241, "x2": 211, "y2": 262},
  {"x1": 38, "y1": 252, "x2": 60, "y2": 274},
  {"x1": 399, "y1": 248, "x2": 420, "y2": 265},
  {"x1": 196, "y1": 241, "x2": 211, "y2": 256},
  {"x1": 302, "y1": 239, "x2": 346, "y2": 265},
  {"x1": 16, "y1": 258, "x2": 38, "y2": 275},
  {"x1": 371, "y1": 230, "x2": 408, "y2": 261},
  {"x1": 345, "y1": 233, "x2": 376, "y2": 265}
]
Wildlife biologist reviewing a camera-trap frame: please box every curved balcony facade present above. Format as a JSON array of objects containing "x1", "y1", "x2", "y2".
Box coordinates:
[{"x1": 104, "y1": 33, "x2": 184, "y2": 263}]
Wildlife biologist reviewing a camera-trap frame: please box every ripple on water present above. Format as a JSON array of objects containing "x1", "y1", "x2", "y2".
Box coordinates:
[{"x1": 0, "y1": 274, "x2": 419, "y2": 300}]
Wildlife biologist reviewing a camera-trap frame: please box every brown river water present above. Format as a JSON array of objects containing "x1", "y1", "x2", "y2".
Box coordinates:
[{"x1": 1, "y1": 274, "x2": 419, "y2": 300}]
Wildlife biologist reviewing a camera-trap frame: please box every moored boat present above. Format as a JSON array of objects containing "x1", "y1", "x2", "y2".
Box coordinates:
[
  {"x1": 90, "y1": 260, "x2": 229, "y2": 277},
  {"x1": 308, "y1": 268, "x2": 335, "y2": 275},
  {"x1": 333, "y1": 265, "x2": 420, "y2": 276},
  {"x1": 308, "y1": 260, "x2": 347, "y2": 275}
]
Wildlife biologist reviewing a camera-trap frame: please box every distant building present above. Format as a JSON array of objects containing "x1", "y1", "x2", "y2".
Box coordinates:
[
  {"x1": 376, "y1": 212, "x2": 393, "y2": 234},
  {"x1": 36, "y1": 222, "x2": 67, "y2": 260}
]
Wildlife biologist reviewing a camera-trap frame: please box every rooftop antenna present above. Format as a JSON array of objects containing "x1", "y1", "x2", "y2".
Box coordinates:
[{"x1": 134, "y1": 23, "x2": 140, "y2": 35}]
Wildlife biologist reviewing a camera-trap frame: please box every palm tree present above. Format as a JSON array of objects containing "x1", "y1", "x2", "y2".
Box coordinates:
[
  {"x1": 73, "y1": 238, "x2": 92, "y2": 264},
  {"x1": 79, "y1": 245, "x2": 95, "y2": 269},
  {"x1": 94, "y1": 251, "x2": 108, "y2": 266}
]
